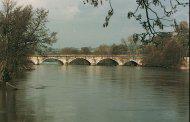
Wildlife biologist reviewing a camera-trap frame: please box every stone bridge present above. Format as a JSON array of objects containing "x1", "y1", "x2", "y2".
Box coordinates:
[{"x1": 30, "y1": 55, "x2": 143, "y2": 66}]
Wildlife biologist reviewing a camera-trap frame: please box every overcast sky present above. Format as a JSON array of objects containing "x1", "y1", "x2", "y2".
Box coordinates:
[{"x1": 12, "y1": 0, "x2": 190, "y2": 48}]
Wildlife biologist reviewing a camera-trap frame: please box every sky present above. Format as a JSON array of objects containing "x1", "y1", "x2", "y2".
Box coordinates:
[{"x1": 7, "y1": 0, "x2": 190, "y2": 48}]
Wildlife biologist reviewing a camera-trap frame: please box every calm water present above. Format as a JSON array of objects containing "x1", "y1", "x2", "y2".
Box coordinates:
[{"x1": 0, "y1": 64, "x2": 189, "y2": 122}]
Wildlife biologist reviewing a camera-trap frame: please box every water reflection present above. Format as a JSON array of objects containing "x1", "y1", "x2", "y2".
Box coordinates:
[
  {"x1": 0, "y1": 90, "x2": 16, "y2": 122},
  {"x1": 0, "y1": 65, "x2": 189, "y2": 122}
]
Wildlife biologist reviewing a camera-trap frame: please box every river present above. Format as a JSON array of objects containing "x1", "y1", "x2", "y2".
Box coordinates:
[{"x1": 0, "y1": 64, "x2": 189, "y2": 122}]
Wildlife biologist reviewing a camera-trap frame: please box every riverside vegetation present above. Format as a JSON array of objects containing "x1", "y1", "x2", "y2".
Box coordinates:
[{"x1": 0, "y1": 0, "x2": 57, "y2": 88}]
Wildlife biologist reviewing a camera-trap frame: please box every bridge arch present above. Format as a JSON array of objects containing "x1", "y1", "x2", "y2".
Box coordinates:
[
  {"x1": 28, "y1": 59, "x2": 36, "y2": 65},
  {"x1": 123, "y1": 60, "x2": 139, "y2": 66},
  {"x1": 68, "y1": 58, "x2": 91, "y2": 65},
  {"x1": 42, "y1": 58, "x2": 64, "y2": 65},
  {"x1": 96, "y1": 58, "x2": 119, "y2": 66}
]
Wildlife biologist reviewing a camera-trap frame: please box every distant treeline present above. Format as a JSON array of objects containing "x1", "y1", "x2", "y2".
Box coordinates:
[
  {"x1": 59, "y1": 44, "x2": 128, "y2": 55},
  {"x1": 46, "y1": 37, "x2": 140, "y2": 55}
]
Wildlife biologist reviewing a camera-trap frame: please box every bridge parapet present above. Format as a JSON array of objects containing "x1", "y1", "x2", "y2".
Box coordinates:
[{"x1": 29, "y1": 55, "x2": 143, "y2": 66}]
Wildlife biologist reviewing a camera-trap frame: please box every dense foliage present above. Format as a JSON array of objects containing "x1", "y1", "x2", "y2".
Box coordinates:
[
  {"x1": 0, "y1": 0, "x2": 57, "y2": 81},
  {"x1": 141, "y1": 21, "x2": 189, "y2": 68}
]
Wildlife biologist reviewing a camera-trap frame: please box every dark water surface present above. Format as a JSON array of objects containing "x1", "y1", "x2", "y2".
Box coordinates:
[{"x1": 0, "y1": 64, "x2": 189, "y2": 122}]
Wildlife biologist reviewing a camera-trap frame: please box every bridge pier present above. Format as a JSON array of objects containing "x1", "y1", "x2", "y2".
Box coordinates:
[
  {"x1": 91, "y1": 63, "x2": 96, "y2": 66},
  {"x1": 65, "y1": 62, "x2": 69, "y2": 66},
  {"x1": 118, "y1": 62, "x2": 124, "y2": 66}
]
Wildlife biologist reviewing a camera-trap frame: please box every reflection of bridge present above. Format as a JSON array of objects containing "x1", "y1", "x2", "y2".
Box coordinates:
[{"x1": 30, "y1": 55, "x2": 143, "y2": 66}]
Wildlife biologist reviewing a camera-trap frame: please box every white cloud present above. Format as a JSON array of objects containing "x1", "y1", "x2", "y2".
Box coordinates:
[{"x1": 16, "y1": 0, "x2": 80, "y2": 21}]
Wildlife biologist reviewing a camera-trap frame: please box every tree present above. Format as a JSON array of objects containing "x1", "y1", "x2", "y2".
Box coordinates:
[
  {"x1": 111, "y1": 44, "x2": 128, "y2": 55},
  {"x1": 60, "y1": 47, "x2": 79, "y2": 54},
  {"x1": 175, "y1": 21, "x2": 189, "y2": 57},
  {"x1": 94, "y1": 44, "x2": 111, "y2": 55},
  {"x1": 121, "y1": 36, "x2": 142, "y2": 56},
  {"x1": 141, "y1": 28, "x2": 188, "y2": 68},
  {"x1": 162, "y1": 40, "x2": 182, "y2": 67},
  {"x1": 0, "y1": 0, "x2": 57, "y2": 82},
  {"x1": 83, "y1": 0, "x2": 189, "y2": 42},
  {"x1": 80, "y1": 47, "x2": 92, "y2": 54}
]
